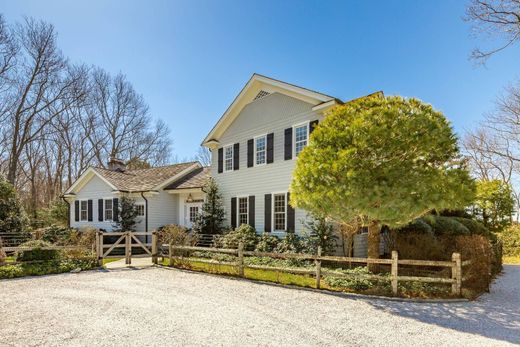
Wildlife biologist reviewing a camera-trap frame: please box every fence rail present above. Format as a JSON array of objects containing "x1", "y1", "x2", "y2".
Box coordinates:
[
  {"x1": 161, "y1": 242, "x2": 467, "y2": 296},
  {"x1": 3, "y1": 245, "x2": 87, "y2": 252}
]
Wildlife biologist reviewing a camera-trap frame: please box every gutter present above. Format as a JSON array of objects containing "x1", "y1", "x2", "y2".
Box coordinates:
[{"x1": 141, "y1": 192, "x2": 149, "y2": 243}]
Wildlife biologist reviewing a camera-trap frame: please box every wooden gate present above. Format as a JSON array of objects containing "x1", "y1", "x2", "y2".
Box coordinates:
[{"x1": 96, "y1": 231, "x2": 159, "y2": 265}]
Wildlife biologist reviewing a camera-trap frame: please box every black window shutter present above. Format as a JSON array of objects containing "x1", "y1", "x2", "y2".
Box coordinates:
[
  {"x1": 247, "y1": 139, "x2": 254, "y2": 168},
  {"x1": 231, "y1": 197, "x2": 237, "y2": 229},
  {"x1": 113, "y1": 198, "x2": 119, "y2": 222},
  {"x1": 74, "y1": 201, "x2": 79, "y2": 222},
  {"x1": 284, "y1": 128, "x2": 292, "y2": 160},
  {"x1": 266, "y1": 133, "x2": 274, "y2": 164},
  {"x1": 248, "y1": 195, "x2": 255, "y2": 228},
  {"x1": 217, "y1": 148, "x2": 223, "y2": 173},
  {"x1": 309, "y1": 120, "x2": 319, "y2": 134},
  {"x1": 264, "y1": 194, "x2": 272, "y2": 232},
  {"x1": 98, "y1": 199, "x2": 104, "y2": 222},
  {"x1": 286, "y1": 193, "x2": 295, "y2": 232},
  {"x1": 87, "y1": 199, "x2": 93, "y2": 222},
  {"x1": 233, "y1": 143, "x2": 240, "y2": 170}
]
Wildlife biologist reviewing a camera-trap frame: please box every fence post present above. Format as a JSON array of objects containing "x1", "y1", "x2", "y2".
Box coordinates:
[
  {"x1": 391, "y1": 250, "x2": 398, "y2": 295},
  {"x1": 152, "y1": 231, "x2": 158, "y2": 264},
  {"x1": 238, "y1": 241, "x2": 244, "y2": 277},
  {"x1": 125, "y1": 231, "x2": 131, "y2": 265},
  {"x1": 315, "y1": 246, "x2": 322, "y2": 289},
  {"x1": 452, "y1": 252, "x2": 462, "y2": 296},
  {"x1": 169, "y1": 241, "x2": 173, "y2": 267},
  {"x1": 96, "y1": 231, "x2": 102, "y2": 266}
]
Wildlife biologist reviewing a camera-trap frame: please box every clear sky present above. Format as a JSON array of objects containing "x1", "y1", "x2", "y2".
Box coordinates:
[{"x1": 1, "y1": 0, "x2": 519, "y2": 160}]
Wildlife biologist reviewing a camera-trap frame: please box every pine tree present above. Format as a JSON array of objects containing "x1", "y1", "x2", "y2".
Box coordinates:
[
  {"x1": 194, "y1": 178, "x2": 226, "y2": 234},
  {"x1": 0, "y1": 175, "x2": 29, "y2": 236},
  {"x1": 113, "y1": 195, "x2": 139, "y2": 232}
]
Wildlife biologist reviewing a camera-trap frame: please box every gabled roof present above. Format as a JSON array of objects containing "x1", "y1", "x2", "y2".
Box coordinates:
[
  {"x1": 164, "y1": 167, "x2": 210, "y2": 190},
  {"x1": 202, "y1": 73, "x2": 342, "y2": 147},
  {"x1": 64, "y1": 161, "x2": 201, "y2": 195}
]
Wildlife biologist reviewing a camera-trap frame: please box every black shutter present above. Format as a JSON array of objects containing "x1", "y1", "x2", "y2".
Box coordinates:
[
  {"x1": 87, "y1": 199, "x2": 93, "y2": 222},
  {"x1": 249, "y1": 195, "x2": 255, "y2": 228},
  {"x1": 231, "y1": 197, "x2": 237, "y2": 229},
  {"x1": 264, "y1": 194, "x2": 272, "y2": 232},
  {"x1": 217, "y1": 148, "x2": 223, "y2": 173},
  {"x1": 284, "y1": 127, "x2": 292, "y2": 160},
  {"x1": 113, "y1": 198, "x2": 119, "y2": 222},
  {"x1": 233, "y1": 143, "x2": 239, "y2": 170},
  {"x1": 247, "y1": 139, "x2": 254, "y2": 168},
  {"x1": 74, "y1": 201, "x2": 79, "y2": 222},
  {"x1": 286, "y1": 193, "x2": 295, "y2": 232},
  {"x1": 266, "y1": 133, "x2": 274, "y2": 164},
  {"x1": 98, "y1": 199, "x2": 104, "y2": 222},
  {"x1": 309, "y1": 120, "x2": 319, "y2": 134}
]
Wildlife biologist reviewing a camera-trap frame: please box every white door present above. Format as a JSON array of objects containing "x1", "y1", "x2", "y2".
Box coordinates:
[{"x1": 185, "y1": 202, "x2": 202, "y2": 228}]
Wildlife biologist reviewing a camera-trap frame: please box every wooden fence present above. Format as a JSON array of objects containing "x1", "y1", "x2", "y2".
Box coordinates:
[
  {"x1": 96, "y1": 231, "x2": 158, "y2": 265},
  {"x1": 161, "y1": 242, "x2": 471, "y2": 296}
]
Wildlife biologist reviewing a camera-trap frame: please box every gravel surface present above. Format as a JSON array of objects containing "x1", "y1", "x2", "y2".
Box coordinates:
[{"x1": 1, "y1": 265, "x2": 519, "y2": 346}]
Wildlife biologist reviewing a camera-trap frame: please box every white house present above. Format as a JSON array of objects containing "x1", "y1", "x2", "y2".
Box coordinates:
[{"x1": 64, "y1": 74, "x2": 382, "y2": 256}]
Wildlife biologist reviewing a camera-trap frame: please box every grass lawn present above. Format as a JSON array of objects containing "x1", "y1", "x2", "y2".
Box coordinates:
[
  {"x1": 503, "y1": 256, "x2": 520, "y2": 264},
  {"x1": 102, "y1": 258, "x2": 122, "y2": 265}
]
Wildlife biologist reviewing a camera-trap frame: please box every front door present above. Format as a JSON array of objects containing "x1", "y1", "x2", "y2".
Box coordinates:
[{"x1": 185, "y1": 202, "x2": 202, "y2": 228}]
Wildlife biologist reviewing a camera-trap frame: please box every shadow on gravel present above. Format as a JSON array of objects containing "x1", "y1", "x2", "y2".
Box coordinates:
[{"x1": 365, "y1": 265, "x2": 520, "y2": 345}]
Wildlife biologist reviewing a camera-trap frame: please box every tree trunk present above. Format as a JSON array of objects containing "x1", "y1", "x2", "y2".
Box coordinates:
[{"x1": 367, "y1": 220, "x2": 381, "y2": 273}]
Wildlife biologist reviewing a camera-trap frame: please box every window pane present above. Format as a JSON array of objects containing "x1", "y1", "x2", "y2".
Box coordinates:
[
  {"x1": 238, "y1": 197, "x2": 248, "y2": 225},
  {"x1": 294, "y1": 124, "x2": 308, "y2": 156},
  {"x1": 105, "y1": 199, "x2": 113, "y2": 221},
  {"x1": 225, "y1": 146, "x2": 233, "y2": 171},
  {"x1": 255, "y1": 136, "x2": 266, "y2": 165},
  {"x1": 189, "y1": 206, "x2": 198, "y2": 222},
  {"x1": 273, "y1": 194, "x2": 286, "y2": 230}
]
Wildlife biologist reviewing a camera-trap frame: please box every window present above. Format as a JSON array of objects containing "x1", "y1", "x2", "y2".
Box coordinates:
[
  {"x1": 80, "y1": 200, "x2": 88, "y2": 221},
  {"x1": 294, "y1": 123, "x2": 309, "y2": 157},
  {"x1": 273, "y1": 193, "x2": 286, "y2": 231},
  {"x1": 255, "y1": 135, "x2": 266, "y2": 166},
  {"x1": 136, "y1": 204, "x2": 145, "y2": 217},
  {"x1": 224, "y1": 145, "x2": 233, "y2": 171},
  {"x1": 238, "y1": 197, "x2": 248, "y2": 225},
  {"x1": 189, "y1": 206, "x2": 199, "y2": 223},
  {"x1": 104, "y1": 199, "x2": 113, "y2": 221}
]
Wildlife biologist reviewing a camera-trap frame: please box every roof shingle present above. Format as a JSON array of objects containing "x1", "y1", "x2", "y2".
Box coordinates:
[{"x1": 164, "y1": 167, "x2": 210, "y2": 190}]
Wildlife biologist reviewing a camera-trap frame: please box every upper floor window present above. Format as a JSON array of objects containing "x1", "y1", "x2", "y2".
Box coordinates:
[
  {"x1": 80, "y1": 200, "x2": 88, "y2": 221},
  {"x1": 238, "y1": 197, "x2": 248, "y2": 225},
  {"x1": 104, "y1": 199, "x2": 113, "y2": 221},
  {"x1": 255, "y1": 135, "x2": 266, "y2": 166},
  {"x1": 224, "y1": 145, "x2": 233, "y2": 172},
  {"x1": 273, "y1": 193, "x2": 286, "y2": 231},
  {"x1": 294, "y1": 123, "x2": 309, "y2": 157},
  {"x1": 136, "y1": 204, "x2": 145, "y2": 217}
]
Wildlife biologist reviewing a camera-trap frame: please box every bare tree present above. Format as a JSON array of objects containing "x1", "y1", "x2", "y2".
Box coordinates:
[
  {"x1": 195, "y1": 146, "x2": 211, "y2": 166},
  {"x1": 466, "y1": 0, "x2": 520, "y2": 62}
]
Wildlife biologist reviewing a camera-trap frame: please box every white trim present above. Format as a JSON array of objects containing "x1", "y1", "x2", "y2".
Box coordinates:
[
  {"x1": 79, "y1": 199, "x2": 89, "y2": 222},
  {"x1": 271, "y1": 192, "x2": 288, "y2": 232},
  {"x1": 223, "y1": 144, "x2": 234, "y2": 172},
  {"x1": 135, "y1": 203, "x2": 145, "y2": 218},
  {"x1": 293, "y1": 121, "x2": 310, "y2": 159},
  {"x1": 64, "y1": 167, "x2": 118, "y2": 194},
  {"x1": 312, "y1": 99, "x2": 340, "y2": 113},
  {"x1": 166, "y1": 188, "x2": 203, "y2": 194},
  {"x1": 254, "y1": 134, "x2": 267, "y2": 167},
  {"x1": 154, "y1": 162, "x2": 201, "y2": 190}
]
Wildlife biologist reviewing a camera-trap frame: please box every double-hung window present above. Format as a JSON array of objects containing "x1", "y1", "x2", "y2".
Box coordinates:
[
  {"x1": 136, "y1": 204, "x2": 145, "y2": 217},
  {"x1": 238, "y1": 197, "x2": 248, "y2": 225},
  {"x1": 255, "y1": 135, "x2": 266, "y2": 166},
  {"x1": 224, "y1": 145, "x2": 233, "y2": 172},
  {"x1": 80, "y1": 200, "x2": 88, "y2": 221},
  {"x1": 294, "y1": 123, "x2": 309, "y2": 157},
  {"x1": 189, "y1": 206, "x2": 199, "y2": 223},
  {"x1": 104, "y1": 199, "x2": 113, "y2": 221},
  {"x1": 273, "y1": 193, "x2": 286, "y2": 231}
]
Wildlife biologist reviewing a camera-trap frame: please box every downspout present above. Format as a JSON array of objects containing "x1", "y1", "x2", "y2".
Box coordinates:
[
  {"x1": 141, "y1": 192, "x2": 149, "y2": 242},
  {"x1": 61, "y1": 197, "x2": 71, "y2": 229}
]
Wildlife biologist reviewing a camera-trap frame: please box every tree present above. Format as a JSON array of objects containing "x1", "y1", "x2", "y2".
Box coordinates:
[
  {"x1": 290, "y1": 96, "x2": 475, "y2": 268},
  {"x1": 466, "y1": 0, "x2": 520, "y2": 62},
  {"x1": 471, "y1": 179, "x2": 515, "y2": 231},
  {"x1": 113, "y1": 196, "x2": 139, "y2": 232},
  {"x1": 195, "y1": 146, "x2": 211, "y2": 166},
  {"x1": 0, "y1": 175, "x2": 29, "y2": 236},
  {"x1": 193, "y1": 178, "x2": 226, "y2": 234}
]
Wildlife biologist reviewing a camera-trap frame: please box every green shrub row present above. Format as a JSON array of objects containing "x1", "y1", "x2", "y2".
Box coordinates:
[{"x1": 0, "y1": 258, "x2": 98, "y2": 279}]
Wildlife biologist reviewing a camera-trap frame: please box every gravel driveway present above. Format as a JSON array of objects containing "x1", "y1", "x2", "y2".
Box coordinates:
[{"x1": 1, "y1": 265, "x2": 519, "y2": 347}]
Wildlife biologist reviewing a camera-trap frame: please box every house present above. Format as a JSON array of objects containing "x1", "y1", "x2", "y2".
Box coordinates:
[
  {"x1": 62, "y1": 160, "x2": 209, "y2": 232},
  {"x1": 202, "y1": 74, "x2": 383, "y2": 256},
  {"x1": 64, "y1": 73, "x2": 381, "y2": 256}
]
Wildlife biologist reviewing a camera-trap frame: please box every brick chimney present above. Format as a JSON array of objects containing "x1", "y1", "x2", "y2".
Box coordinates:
[{"x1": 107, "y1": 157, "x2": 126, "y2": 172}]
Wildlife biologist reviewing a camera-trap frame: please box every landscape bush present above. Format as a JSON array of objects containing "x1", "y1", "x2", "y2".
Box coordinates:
[
  {"x1": 324, "y1": 267, "x2": 382, "y2": 291},
  {"x1": 158, "y1": 224, "x2": 197, "y2": 246},
  {"x1": 499, "y1": 224, "x2": 520, "y2": 257},
  {"x1": 255, "y1": 234, "x2": 280, "y2": 252},
  {"x1": 34, "y1": 225, "x2": 75, "y2": 245},
  {"x1": 302, "y1": 215, "x2": 338, "y2": 255},
  {"x1": 421, "y1": 215, "x2": 470, "y2": 236},
  {"x1": 454, "y1": 235, "x2": 493, "y2": 293},
  {"x1": 219, "y1": 224, "x2": 258, "y2": 249},
  {"x1": 274, "y1": 233, "x2": 303, "y2": 253},
  {"x1": 0, "y1": 237, "x2": 5, "y2": 264},
  {"x1": 15, "y1": 240, "x2": 60, "y2": 262},
  {"x1": 0, "y1": 258, "x2": 97, "y2": 279}
]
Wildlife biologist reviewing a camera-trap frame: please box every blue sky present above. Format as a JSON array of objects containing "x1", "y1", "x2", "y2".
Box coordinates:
[{"x1": 1, "y1": 0, "x2": 519, "y2": 160}]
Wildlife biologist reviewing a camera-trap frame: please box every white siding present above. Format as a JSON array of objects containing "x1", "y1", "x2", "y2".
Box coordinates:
[{"x1": 211, "y1": 92, "x2": 323, "y2": 235}]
